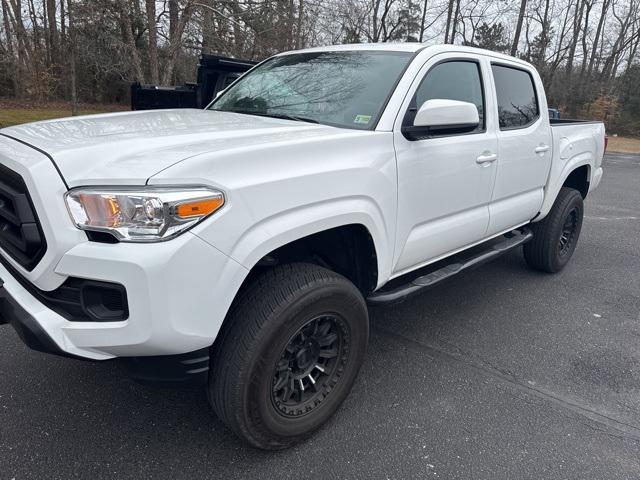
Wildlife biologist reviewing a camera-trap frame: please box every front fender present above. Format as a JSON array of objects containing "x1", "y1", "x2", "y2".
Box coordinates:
[{"x1": 195, "y1": 196, "x2": 393, "y2": 290}]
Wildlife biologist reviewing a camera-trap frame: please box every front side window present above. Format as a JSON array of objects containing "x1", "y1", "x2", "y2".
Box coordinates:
[
  {"x1": 491, "y1": 64, "x2": 539, "y2": 129},
  {"x1": 209, "y1": 51, "x2": 413, "y2": 130},
  {"x1": 410, "y1": 60, "x2": 485, "y2": 131}
]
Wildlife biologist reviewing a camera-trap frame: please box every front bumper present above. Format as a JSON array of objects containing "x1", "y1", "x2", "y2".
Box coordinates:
[
  {"x1": 0, "y1": 276, "x2": 77, "y2": 358},
  {"x1": 0, "y1": 133, "x2": 249, "y2": 361},
  {"x1": 0, "y1": 232, "x2": 248, "y2": 360}
]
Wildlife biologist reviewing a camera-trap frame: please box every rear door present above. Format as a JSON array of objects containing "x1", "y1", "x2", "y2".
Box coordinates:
[
  {"x1": 392, "y1": 53, "x2": 499, "y2": 275},
  {"x1": 486, "y1": 63, "x2": 552, "y2": 235}
]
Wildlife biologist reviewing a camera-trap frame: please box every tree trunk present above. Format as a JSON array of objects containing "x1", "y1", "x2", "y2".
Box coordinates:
[
  {"x1": 1, "y1": 0, "x2": 13, "y2": 57},
  {"x1": 201, "y1": 2, "x2": 213, "y2": 54},
  {"x1": 511, "y1": 0, "x2": 527, "y2": 56},
  {"x1": 67, "y1": 0, "x2": 77, "y2": 115},
  {"x1": 444, "y1": 0, "x2": 455, "y2": 44},
  {"x1": 8, "y1": 0, "x2": 31, "y2": 95},
  {"x1": 295, "y1": 0, "x2": 303, "y2": 49},
  {"x1": 117, "y1": 0, "x2": 145, "y2": 82},
  {"x1": 161, "y1": 1, "x2": 194, "y2": 85},
  {"x1": 565, "y1": 0, "x2": 586, "y2": 77},
  {"x1": 418, "y1": 0, "x2": 428, "y2": 42},
  {"x1": 1, "y1": 0, "x2": 16, "y2": 95},
  {"x1": 539, "y1": 0, "x2": 550, "y2": 65},
  {"x1": 169, "y1": 0, "x2": 179, "y2": 43},
  {"x1": 45, "y1": 0, "x2": 59, "y2": 64},
  {"x1": 587, "y1": 0, "x2": 609, "y2": 78},
  {"x1": 145, "y1": 0, "x2": 159, "y2": 84},
  {"x1": 450, "y1": 0, "x2": 460, "y2": 43},
  {"x1": 372, "y1": 0, "x2": 381, "y2": 42},
  {"x1": 579, "y1": 0, "x2": 592, "y2": 76},
  {"x1": 60, "y1": 0, "x2": 65, "y2": 37}
]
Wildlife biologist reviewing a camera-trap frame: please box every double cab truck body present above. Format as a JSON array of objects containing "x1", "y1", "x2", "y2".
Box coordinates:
[{"x1": 0, "y1": 44, "x2": 605, "y2": 449}]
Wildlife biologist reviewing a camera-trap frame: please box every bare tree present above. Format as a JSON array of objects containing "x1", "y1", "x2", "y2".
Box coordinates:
[
  {"x1": 67, "y1": 0, "x2": 77, "y2": 114},
  {"x1": 511, "y1": 0, "x2": 527, "y2": 56},
  {"x1": 145, "y1": 0, "x2": 160, "y2": 84}
]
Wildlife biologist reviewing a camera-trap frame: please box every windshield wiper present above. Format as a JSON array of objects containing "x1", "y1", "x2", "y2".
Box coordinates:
[
  {"x1": 225, "y1": 109, "x2": 320, "y2": 124},
  {"x1": 264, "y1": 113, "x2": 320, "y2": 124}
]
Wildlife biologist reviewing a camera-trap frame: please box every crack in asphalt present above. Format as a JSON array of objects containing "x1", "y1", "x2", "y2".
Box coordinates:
[{"x1": 373, "y1": 327, "x2": 640, "y2": 443}]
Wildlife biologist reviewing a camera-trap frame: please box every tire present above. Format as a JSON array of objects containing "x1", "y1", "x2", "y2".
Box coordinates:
[
  {"x1": 524, "y1": 187, "x2": 584, "y2": 273},
  {"x1": 208, "y1": 263, "x2": 369, "y2": 450}
]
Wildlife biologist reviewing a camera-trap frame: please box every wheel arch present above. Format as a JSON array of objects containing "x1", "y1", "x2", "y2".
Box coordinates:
[
  {"x1": 224, "y1": 198, "x2": 393, "y2": 292},
  {"x1": 235, "y1": 222, "x2": 381, "y2": 300},
  {"x1": 536, "y1": 157, "x2": 592, "y2": 222},
  {"x1": 562, "y1": 164, "x2": 590, "y2": 198}
]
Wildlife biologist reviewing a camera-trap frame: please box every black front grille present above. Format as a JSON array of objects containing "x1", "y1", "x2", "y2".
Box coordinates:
[{"x1": 0, "y1": 164, "x2": 47, "y2": 270}]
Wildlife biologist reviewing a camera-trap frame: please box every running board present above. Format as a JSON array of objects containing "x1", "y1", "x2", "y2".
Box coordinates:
[{"x1": 368, "y1": 229, "x2": 533, "y2": 305}]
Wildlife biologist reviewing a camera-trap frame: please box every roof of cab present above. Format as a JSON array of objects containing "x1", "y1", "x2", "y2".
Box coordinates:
[
  {"x1": 287, "y1": 42, "x2": 426, "y2": 53},
  {"x1": 276, "y1": 43, "x2": 535, "y2": 69}
]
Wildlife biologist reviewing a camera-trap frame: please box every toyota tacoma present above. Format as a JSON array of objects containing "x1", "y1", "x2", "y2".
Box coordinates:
[{"x1": 0, "y1": 43, "x2": 605, "y2": 449}]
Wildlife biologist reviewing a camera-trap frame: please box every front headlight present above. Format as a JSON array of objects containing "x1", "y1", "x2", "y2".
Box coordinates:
[{"x1": 64, "y1": 187, "x2": 225, "y2": 242}]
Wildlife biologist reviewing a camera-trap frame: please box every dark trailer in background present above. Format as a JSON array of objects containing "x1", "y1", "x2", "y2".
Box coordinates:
[{"x1": 131, "y1": 54, "x2": 257, "y2": 111}]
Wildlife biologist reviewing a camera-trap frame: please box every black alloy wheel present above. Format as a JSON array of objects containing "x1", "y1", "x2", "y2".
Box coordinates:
[{"x1": 271, "y1": 314, "x2": 349, "y2": 418}]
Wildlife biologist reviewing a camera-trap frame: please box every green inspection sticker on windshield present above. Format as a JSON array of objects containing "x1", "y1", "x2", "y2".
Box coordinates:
[{"x1": 353, "y1": 114, "x2": 372, "y2": 125}]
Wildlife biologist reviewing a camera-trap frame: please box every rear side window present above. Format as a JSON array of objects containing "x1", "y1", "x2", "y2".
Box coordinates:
[
  {"x1": 413, "y1": 60, "x2": 485, "y2": 130},
  {"x1": 491, "y1": 64, "x2": 539, "y2": 129}
]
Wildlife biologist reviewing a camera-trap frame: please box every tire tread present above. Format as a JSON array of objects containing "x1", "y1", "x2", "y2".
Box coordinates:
[
  {"x1": 209, "y1": 262, "x2": 366, "y2": 449},
  {"x1": 524, "y1": 187, "x2": 583, "y2": 273}
]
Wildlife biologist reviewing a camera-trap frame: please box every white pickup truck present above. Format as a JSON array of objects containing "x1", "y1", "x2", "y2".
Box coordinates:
[{"x1": 0, "y1": 43, "x2": 605, "y2": 449}]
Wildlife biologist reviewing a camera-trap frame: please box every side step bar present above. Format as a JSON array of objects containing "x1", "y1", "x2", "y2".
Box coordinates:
[{"x1": 368, "y1": 229, "x2": 533, "y2": 305}]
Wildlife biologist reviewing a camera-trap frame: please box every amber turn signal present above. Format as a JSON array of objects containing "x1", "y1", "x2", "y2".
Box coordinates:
[{"x1": 175, "y1": 196, "x2": 224, "y2": 219}]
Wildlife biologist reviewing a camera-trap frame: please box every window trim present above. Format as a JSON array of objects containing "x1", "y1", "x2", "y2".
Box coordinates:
[
  {"x1": 490, "y1": 62, "x2": 540, "y2": 131},
  {"x1": 401, "y1": 58, "x2": 487, "y2": 141}
]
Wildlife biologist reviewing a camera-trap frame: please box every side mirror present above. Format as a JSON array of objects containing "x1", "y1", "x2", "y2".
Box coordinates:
[{"x1": 405, "y1": 99, "x2": 479, "y2": 139}]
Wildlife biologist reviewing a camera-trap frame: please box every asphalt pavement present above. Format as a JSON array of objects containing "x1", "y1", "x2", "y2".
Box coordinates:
[{"x1": 1, "y1": 153, "x2": 639, "y2": 479}]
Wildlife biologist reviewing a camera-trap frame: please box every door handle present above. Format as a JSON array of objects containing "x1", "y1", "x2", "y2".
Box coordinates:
[
  {"x1": 476, "y1": 153, "x2": 498, "y2": 164},
  {"x1": 535, "y1": 145, "x2": 550, "y2": 154}
]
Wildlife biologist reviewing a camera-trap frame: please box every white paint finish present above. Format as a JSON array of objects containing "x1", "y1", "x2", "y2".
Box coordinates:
[
  {"x1": 395, "y1": 206, "x2": 490, "y2": 273},
  {"x1": 536, "y1": 122, "x2": 605, "y2": 220},
  {"x1": 392, "y1": 50, "x2": 498, "y2": 272},
  {"x1": 2, "y1": 109, "x2": 340, "y2": 186},
  {"x1": 390, "y1": 222, "x2": 530, "y2": 279},
  {"x1": 485, "y1": 62, "x2": 553, "y2": 235},
  {"x1": 0, "y1": 44, "x2": 605, "y2": 360},
  {"x1": 0, "y1": 137, "x2": 87, "y2": 290},
  {"x1": 284, "y1": 42, "x2": 426, "y2": 54},
  {"x1": 487, "y1": 189, "x2": 544, "y2": 234},
  {"x1": 376, "y1": 45, "x2": 536, "y2": 131},
  {"x1": 413, "y1": 99, "x2": 479, "y2": 128},
  {"x1": 54, "y1": 232, "x2": 244, "y2": 358},
  {"x1": 150, "y1": 130, "x2": 398, "y2": 287},
  {"x1": 590, "y1": 166, "x2": 604, "y2": 192}
]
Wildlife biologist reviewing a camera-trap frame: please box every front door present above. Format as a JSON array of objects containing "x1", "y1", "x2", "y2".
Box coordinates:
[{"x1": 392, "y1": 54, "x2": 498, "y2": 276}]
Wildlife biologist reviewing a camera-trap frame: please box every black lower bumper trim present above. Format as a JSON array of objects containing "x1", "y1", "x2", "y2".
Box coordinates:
[
  {"x1": 1, "y1": 277, "x2": 210, "y2": 384},
  {"x1": 119, "y1": 348, "x2": 210, "y2": 387},
  {"x1": 0, "y1": 276, "x2": 80, "y2": 359}
]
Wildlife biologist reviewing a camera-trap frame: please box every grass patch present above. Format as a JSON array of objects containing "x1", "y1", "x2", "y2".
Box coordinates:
[
  {"x1": 1, "y1": 109, "x2": 83, "y2": 128},
  {"x1": 607, "y1": 136, "x2": 640, "y2": 154},
  {"x1": 0, "y1": 100, "x2": 128, "y2": 128}
]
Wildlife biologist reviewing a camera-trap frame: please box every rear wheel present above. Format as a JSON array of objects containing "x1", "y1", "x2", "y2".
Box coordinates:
[
  {"x1": 208, "y1": 263, "x2": 369, "y2": 450},
  {"x1": 524, "y1": 187, "x2": 584, "y2": 273}
]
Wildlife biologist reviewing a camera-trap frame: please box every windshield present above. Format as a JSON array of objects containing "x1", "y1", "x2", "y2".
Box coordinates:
[{"x1": 208, "y1": 51, "x2": 413, "y2": 130}]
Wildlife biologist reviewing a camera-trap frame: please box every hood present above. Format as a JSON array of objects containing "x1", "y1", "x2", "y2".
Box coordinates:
[{"x1": 1, "y1": 109, "x2": 338, "y2": 186}]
